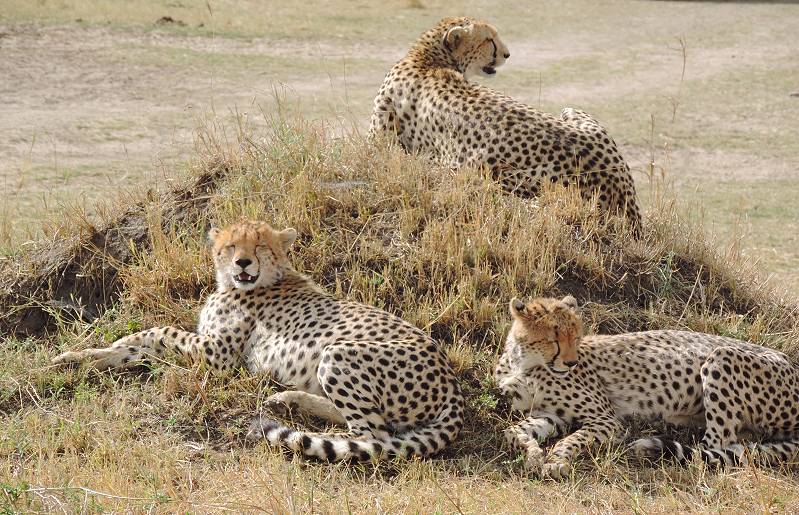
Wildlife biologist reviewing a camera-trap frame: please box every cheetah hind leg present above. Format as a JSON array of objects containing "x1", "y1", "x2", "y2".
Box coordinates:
[
  {"x1": 248, "y1": 340, "x2": 464, "y2": 461},
  {"x1": 634, "y1": 346, "x2": 799, "y2": 468}
]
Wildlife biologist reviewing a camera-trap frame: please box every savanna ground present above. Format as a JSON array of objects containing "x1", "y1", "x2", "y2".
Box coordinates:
[{"x1": 2, "y1": 0, "x2": 799, "y2": 512}]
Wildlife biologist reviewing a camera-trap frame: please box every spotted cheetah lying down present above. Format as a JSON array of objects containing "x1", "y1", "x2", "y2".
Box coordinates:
[
  {"x1": 369, "y1": 17, "x2": 641, "y2": 228},
  {"x1": 53, "y1": 220, "x2": 464, "y2": 461},
  {"x1": 495, "y1": 296, "x2": 799, "y2": 479}
]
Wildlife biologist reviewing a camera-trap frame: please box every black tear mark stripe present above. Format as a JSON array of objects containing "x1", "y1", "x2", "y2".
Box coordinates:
[{"x1": 550, "y1": 327, "x2": 562, "y2": 366}]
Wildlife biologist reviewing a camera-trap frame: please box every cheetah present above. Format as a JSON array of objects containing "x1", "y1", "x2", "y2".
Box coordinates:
[
  {"x1": 52, "y1": 220, "x2": 464, "y2": 461},
  {"x1": 495, "y1": 296, "x2": 799, "y2": 479},
  {"x1": 369, "y1": 17, "x2": 641, "y2": 228}
]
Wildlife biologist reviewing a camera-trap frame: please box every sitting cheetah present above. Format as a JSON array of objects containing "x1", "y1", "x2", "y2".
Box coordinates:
[
  {"x1": 369, "y1": 17, "x2": 641, "y2": 228},
  {"x1": 53, "y1": 220, "x2": 464, "y2": 461},
  {"x1": 495, "y1": 296, "x2": 799, "y2": 479}
]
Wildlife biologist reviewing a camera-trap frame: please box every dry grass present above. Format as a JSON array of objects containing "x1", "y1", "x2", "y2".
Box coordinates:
[{"x1": 2, "y1": 114, "x2": 799, "y2": 513}]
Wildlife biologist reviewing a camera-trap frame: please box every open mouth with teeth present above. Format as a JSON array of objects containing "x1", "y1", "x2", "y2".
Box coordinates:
[
  {"x1": 481, "y1": 64, "x2": 497, "y2": 75},
  {"x1": 234, "y1": 272, "x2": 258, "y2": 284},
  {"x1": 547, "y1": 364, "x2": 570, "y2": 375}
]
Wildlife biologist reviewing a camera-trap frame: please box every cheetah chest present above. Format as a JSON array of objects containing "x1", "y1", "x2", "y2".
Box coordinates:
[
  {"x1": 198, "y1": 291, "x2": 328, "y2": 395},
  {"x1": 247, "y1": 327, "x2": 327, "y2": 395}
]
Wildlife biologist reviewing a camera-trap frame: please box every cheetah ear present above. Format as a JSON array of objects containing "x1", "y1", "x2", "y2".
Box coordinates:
[
  {"x1": 207, "y1": 227, "x2": 220, "y2": 244},
  {"x1": 443, "y1": 25, "x2": 470, "y2": 51},
  {"x1": 278, "y1": 228, "x2": 298, "y2": 251},
  {"x1": 560, "y1": 295, "x2": 579, "y2": 312},
  {"x1": 509, "y1": 297, "x2": 527, "y2": 318}
]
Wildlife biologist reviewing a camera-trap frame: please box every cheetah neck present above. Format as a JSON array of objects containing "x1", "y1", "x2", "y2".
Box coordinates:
[
  {"x1": 407, "y1": 37, "x2": 461, "y2": 74},
  {"x1": 276, "y1": 269, "x2": 325, "y2": 293}
]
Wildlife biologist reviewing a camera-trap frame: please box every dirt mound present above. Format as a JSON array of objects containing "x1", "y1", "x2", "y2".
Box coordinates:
[{"x1": 0, "y1": 162, "x2": 230, "y2": 336}]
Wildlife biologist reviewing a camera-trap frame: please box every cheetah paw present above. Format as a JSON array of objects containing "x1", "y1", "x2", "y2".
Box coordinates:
[
  {"x1": 540, "y1": 459, "x2": 572, "y2": 480},
  {"x1": 524, "y1": 445, "x2": 546, "y2": 472},
  {"x1": 52, "y1": 350, "x2": 88, "y2": 366},
  {"x1": 628, "y1": 437, "x2": 664, "y2": 460},
  {"x1": 263, "y1": 392, "x2": 297, "y2": 417},
  {"x1": 52, "y1": 348, "x2": 134, "y2": 371}
]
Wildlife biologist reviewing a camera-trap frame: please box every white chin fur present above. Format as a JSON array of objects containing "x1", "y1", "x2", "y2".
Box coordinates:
[{"x1": 232, "y1": 278, "x2": 259, "y2": 290}]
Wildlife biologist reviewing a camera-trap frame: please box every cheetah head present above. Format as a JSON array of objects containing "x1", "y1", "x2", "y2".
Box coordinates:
[
  {"x1": 207, "y1": 220, "x2": 297, "y2": 291},
  {"x1": 507, "y1": 296, "x2": 583, "y2": 374},
  {"x1": 440, "y1": 17, "x2": 510, "y2": 78}
]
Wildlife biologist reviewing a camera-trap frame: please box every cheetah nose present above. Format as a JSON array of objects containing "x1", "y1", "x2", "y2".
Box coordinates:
[
  {"x1": 564, "y1": 360, "x2": 578, "y2": 367},
  {"x1": 504, "y1": 52, "x2": 510, "y2": 59},
  {"x1": 235, "y1": 258, "x2": 252, "y2": 268}
]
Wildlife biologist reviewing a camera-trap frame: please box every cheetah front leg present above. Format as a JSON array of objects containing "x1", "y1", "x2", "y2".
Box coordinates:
[
  {"x1": 497, "y1": 373, "x2": 535, "y2": 412},
  {"x1": 504, "y1": 412, "x2": 567, "y2": 472},
  {"x1": 52, "y1": 326, "x2": 241, "y2": 372},
  {"x1": 541, "y1": 416, "x2": 622, "y2": 480}
]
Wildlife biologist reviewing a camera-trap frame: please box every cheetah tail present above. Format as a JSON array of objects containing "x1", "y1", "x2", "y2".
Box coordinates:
[
  {"x1": 630, "y1": 437, "x2": 799, "y2": 468},
  {"x1": 246, "y1": 396, "x2": 464, "y2": 462}
]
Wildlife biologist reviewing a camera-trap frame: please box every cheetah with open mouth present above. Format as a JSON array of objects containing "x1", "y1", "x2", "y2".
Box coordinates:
[{"x1": 53, "y1": 220, "x2": 464, "y2": 461}]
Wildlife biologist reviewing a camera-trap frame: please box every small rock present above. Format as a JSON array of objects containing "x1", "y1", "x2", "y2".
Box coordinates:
[{"x1": 790, "y1": 92, "x2": 799, "y2": 98}]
